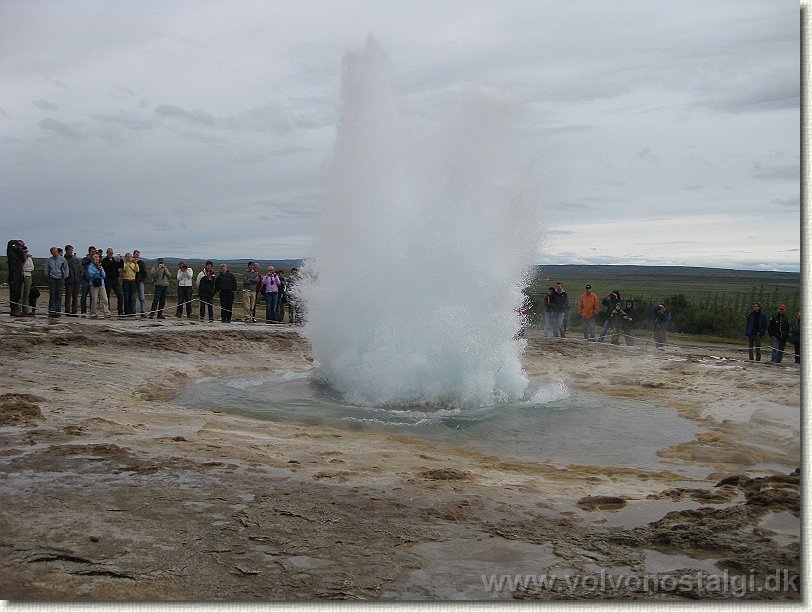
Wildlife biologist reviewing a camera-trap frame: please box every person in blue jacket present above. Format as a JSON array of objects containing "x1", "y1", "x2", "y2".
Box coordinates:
[
  {"x1": 86, "y1": 252, "x2": 110, "y2": 318},
  {"x1": 744, "y1": 302, "x2": 767, "y2": 361}
]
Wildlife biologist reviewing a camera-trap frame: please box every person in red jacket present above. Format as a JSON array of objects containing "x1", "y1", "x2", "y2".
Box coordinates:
[{"x1": 577, "y1": 284, "x2": 601, "y2": 341}]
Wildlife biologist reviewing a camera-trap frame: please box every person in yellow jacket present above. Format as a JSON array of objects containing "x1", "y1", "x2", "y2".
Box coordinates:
[
  {"x1": 120, "y1": 253, "x2": 139, "y2": 316},
  {"x1": 577, "y1": 284, "x2": 601, "y2": 341}
]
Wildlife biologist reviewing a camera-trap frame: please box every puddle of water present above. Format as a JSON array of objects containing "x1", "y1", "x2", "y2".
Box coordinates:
[
  {"x1": 759, "y1": 511, "x2": 800, "y2": 547},
  {"x1": 175, "y1": 372, "x2": 702, "y2": 473}
]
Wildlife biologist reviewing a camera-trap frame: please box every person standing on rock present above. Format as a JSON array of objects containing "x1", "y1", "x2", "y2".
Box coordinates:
[
  {"x1": 132, "y1": 249, "x2": 148, "y2": 318},
  {"x1": 87, "y1": 253, "x2": 110, "y2": 318},
  {"x1": 148, "y1": 258, "x2": 172, "y2": 319},
  {"x1": 21, "y1": 247, "x2": 35, "y2": 316},
  {"x1": 744, "y1": 302, "x2": 767, "y2": 361},
  {"x1": 790, "y1": 311, "x2": 800, "y2": 365},
  {"x1": 620, "y1": 299, "x2": 636, "y2": 345},
  {"x1": 242, "y1": 261, "x2": 259, "y2": 323},
  {"x1": 102, "y1": 248, "x2": 124, "y2": 316},
  {"x1": 44, "y1": 246, "x2": 69, "y2": 317},
  {"x1": 175, "y1": 261, "x2": 194, "y2": 318},
  {"x1": 554, "y1": 281, "x2": 569, "y2": 338},
  {"x1": 543, "y1": 286, "x2": 558, "y2": 337},
  {"x1": 196, "y1": 261, "x2": 217, "y2": 322},
  {"x1": 6, "y1": 239, "x2": 26, "y2": 316},
  {"x1": 63, "y1": 244, "x2": 82, "y2": 316},
  {"x1": 768, "y1": 304, "x2": 790, "y2": 364},
  {"x1": 261, "y1": 266, "x2": 281, "y2": 324},
  {"x1": 652, "y1": 303, "x2": 671, "y2": 349},
  {"x1": 214, "y1": 263, "x2": 237, "y2": 323},
  {"x1": 577, "y1": 284, "x2": 601, "y2": 341},
  {"x1": 120, "y1": 253, "x2": 139, "y2": 316},
  {"x1": 598, "y1": 290, "x2": 621, "y2": 342}
]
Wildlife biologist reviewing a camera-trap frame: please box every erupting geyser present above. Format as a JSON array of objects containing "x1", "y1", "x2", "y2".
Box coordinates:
[{"x1": 297, "y1": 37, "x2": 542, "y2": 408}]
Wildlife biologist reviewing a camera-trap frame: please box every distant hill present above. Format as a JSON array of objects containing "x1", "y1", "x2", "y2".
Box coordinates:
[{"x1": 533, "y1": 264, "x2": 799, "y2": 280}]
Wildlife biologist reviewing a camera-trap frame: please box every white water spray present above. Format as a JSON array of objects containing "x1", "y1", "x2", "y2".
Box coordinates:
[{"x1": 297, "y1": 38, "x2": 541, "y2": 408}]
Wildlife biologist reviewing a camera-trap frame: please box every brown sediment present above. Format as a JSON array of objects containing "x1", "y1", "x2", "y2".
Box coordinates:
[{"x1": 0, "y1": 316, "x2": 800, "y2": 600}]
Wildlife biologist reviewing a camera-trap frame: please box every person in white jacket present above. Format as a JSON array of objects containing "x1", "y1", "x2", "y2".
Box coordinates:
[
  {"x1": 175, "y1": 261, "x2": 194, "y2": 318},
  {"x1": 21, "y1": 248, "x2": 35, "y2": 315}
]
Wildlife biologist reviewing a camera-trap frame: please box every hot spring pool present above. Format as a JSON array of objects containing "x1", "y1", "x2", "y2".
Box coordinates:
[{"x1": 174, "y1": 372, "x2": 703, "y2": 474}]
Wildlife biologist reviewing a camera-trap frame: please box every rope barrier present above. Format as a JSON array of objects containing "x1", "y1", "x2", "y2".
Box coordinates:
[
  {"x1": 0, "y1": 294, "x2": 294, "y2": 323},
  {"x1": 527, "y1": 327, "x2": 799, "y2": 360}
]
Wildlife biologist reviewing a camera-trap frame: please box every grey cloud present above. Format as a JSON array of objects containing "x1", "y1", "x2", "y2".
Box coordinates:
[
  {"x1": 752, "y1": 162, "x2": 800, "y2": 181},
  {"x1": 222, "y1": 103, "x2": 294, "y2": 134},
  {"x1": 253, "y1": 198, "x2": 320, "y2": 220},
  {"x1": 33, "y1": 99, "x2": 58, "y2": 111},
  {"x1": 92, "y1": 112, "x2": 157, "y2": 132},
  {"x1": 38, "y1": 117, "x2": 86, "y2": 140},
  {"x1": 154, "y1": 104, "x2": 218, "y2": 127},
  {"x1": 555, "y1": 202, "x2": 591, "y2": 212},
  {"x1": 769, "y1": 196, "x2": 799, "y2": 208},
  {"x1": 698, "y1": 76, "x2": 799, "y2": 114},
  {"x1": 537, "y1": 123, "x2": 595, "y2": 136},
  {"x1": 112, "y1": 87, "x2": 136, "y2": 100},
  {"x1": 633, "y1": 147, "x2": 660, "y2": 163},
  {"x1": 154, "y1": 102, "x2": 298, "y2": 135}
]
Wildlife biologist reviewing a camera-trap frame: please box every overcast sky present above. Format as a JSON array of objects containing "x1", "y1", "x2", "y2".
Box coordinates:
[{"x1": 1, "y1": 1, "x2": 800, "y2": 271}]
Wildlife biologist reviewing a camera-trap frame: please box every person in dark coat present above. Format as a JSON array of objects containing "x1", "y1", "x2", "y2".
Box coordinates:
[
  {"x1": 6, "y1": 239, "x2": 26, "y2": 316},
  {"x1": 214, "y1": 264, "x2": 238, "y2": 323},
  {"x1": 621, "y1": 299, "x2": 637, "y2": 346},
  {"x1": 744, "y1": 302, "x2": 767, "y2": 361},
  {"x1": 196, "y1": 261, "x2": 217, "y2": 322},
  {"x1": 790, "y1": 311, "x2": 800, "y2": 365},
  {"x1": 767, "y1": 304, "x2": 790, "y2": 364},
  {"x1": 652, "y1": 303, "x2": 671, "y2": 348},
  {"x1": 598, "y1": 290, "x2": 621, "y2": 342}
]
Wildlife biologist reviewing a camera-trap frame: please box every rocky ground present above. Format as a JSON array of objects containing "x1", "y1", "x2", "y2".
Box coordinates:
[{"x1": 0, "y1": 311, "x2": 802, "y2": 601}]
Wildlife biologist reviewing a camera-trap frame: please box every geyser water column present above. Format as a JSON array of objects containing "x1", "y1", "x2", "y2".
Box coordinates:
[{"x1": 297, "y1": 37, "x2": 541, "y2": 408}]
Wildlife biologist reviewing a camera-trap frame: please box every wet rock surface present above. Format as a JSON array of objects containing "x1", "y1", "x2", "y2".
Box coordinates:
[{"x1": 0, "y1": 317, "x2": 801, "y2": 600}]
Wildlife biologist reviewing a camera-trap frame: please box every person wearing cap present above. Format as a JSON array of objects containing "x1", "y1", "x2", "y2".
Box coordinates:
[
  {"x1": 175, "y1": 260, "x2": 194, "y2": 318},
  {"x1": 577, "y1": 284, "x2": 601, "y2": 340},
  {"x1": 767, "y1": 304, "x2": 790, "y2": 364},
  {"x1": 242, "y1": 261, "x2": 260, "y2": 323},
  {"x1": 149, "y1": 258, "x2": 172, "y2": 319}
]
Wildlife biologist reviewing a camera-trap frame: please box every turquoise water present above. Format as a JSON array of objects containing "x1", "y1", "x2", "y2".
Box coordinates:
[{"x1": 174, "y1": 372, "x2": 701, "y2": 473}]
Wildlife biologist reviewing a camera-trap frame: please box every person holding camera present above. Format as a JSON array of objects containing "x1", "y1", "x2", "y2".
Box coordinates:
[
  {"x1": 87, "y1": 252, "x2": 110, "y2": 318},
  {"x1": 176, "y1": 261, "x2": 194, "y2": 318},
  {"x1": 102, "y1": 248, "x2": 124, "y2": 316},
  {"x1": 196, "y1": 261, "x2": 217, "y2": 322},
  {"x1": 149, "y1": 258, "x2": 172, "y2": 319}
]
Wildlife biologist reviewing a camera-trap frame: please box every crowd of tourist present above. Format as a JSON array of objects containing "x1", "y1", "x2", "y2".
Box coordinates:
[
  {"x1": 5, "y1": 240, "x2": 302, "y2": 326},
  {"x1": 4, "y1": 239, "x2": 800, "y2": 364},
  {"x1": 538, "y1": 279, "x2": 800, "y2": 364}
]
